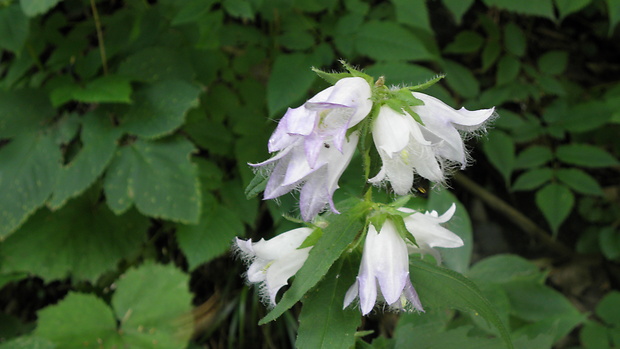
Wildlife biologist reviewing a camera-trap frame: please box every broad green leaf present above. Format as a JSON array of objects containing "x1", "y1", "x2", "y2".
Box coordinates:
[
  {"x1": 608, "y1": 0, "x2": 620, "y2": 35},
  {"x1": 103, "y1": 136, "x2": 201, "y2": 223},
  {"x1": 177, "y1": 193, "x2": 245, "y2": 270},
  {"x1": 409, "y1": 259, "x2": 513, "y2": 349},
  {"x1": 444, "y1": 31, "x2": 484, "y2": 54},
  {"x1": 0, "y1": 133, "x2": 61, "y2": 238},
  {"x1": 0, "y1": 272, "x2": 28, "y2": 289},
  {"x1": 556, "y1": 144, "x2": 619, "y2": 167},
  {"x1": 170, "y1": 0, "x2": 218, "y2": 25},
  {"x1": 0, "y1": 200, "x2": 148, "y2": 281},
  {"x1": 599, "y1": 227, "x2": 620, "y2": 261},
  {"x1": 267, "y1": 53, "x2": 318, "y2": 117},
  {"x1": 481, "y1": 41, "x2": 501, "y2": 71},
  {"x1": 580, "y1": 321, "x2": 612, "y2": 349},
  {"x1": 49, "y1": 112, "x2": 120, "y2": 209},
  {"x1": 119, "y1": 79, "x2": 201, "y2": 139},
  {"x1": 259, "y1": 199, "x2": 369, "y2": 324},
  {"x1": 556, "y1": 168, "x2": 604, "y2": 196},
  {"x1": 515, "y1": 145, "x2": 553, "y2": 169},
  {"x1": 0, "y1": 336, "x2": 55, "y2": 349},
  {"x1": 35, "y1": 293, "x2": 122, "y2": 348},
  {"x1": 333, "y1": 13, "x2": 364, "y2": 57},
  {"x1": 469, "y1": 254, "x2": 544, "y2": 284},
  {"x1": 483, "y1": 0, "x2": 555, "y2": 19},
  {"x1": 535, "y1": 183, "x2": 574, "y2": 235},
  {"x1": 391, "y1": 0, "x2": 431, "y2": 33},
  {"x1": 482, "y1": 130, "x2": 515, "y2": 184},
  {"x1": 442, "y1": 0, "x2": 475, "y2": 24},
  {"x1": 551, "y1": 101, "x2": 611, "y2": 133},
  {"x1": 112, "y1": 263, "x2": 193, "y2": 348},
  {"x1": 512, "y1": 168, "x2": 553, "y2": 191},
  {"x1": 428, "y1": 188, "x2": 472, "y2": 273},
  {"x1": 0, "y1": 89, "x2": 55, "y2": 138},
  {"x1": 279, "y1": 29, "x2": 315, "y2": 50},
  {"x1": 355, "y1": 21, "x2": 435, "y2": 61},
  {"x1": 538, "y1": 50, "x2": 569, "y2": 75},
  {"x1": 0, "y1": 5, "x2": 29, "y2": 53},
  {"x1": 503, "y1": 22, "x2": 527, "y2": 57},
  {"x1": 20, "y1": 0, "x2": 61, "y2": 17},
  {"x1": 296, "y1": 258, "x2": 361, "y2": 349},
  {"x1": 443, "y1": 59, "x2": 480, "y2": 98},
  {"x1": 117, "y1": 47, "x2": 196, "y2": 83},
  {"x1": 73, "y1": 76, "x2": 133, "y2": 104},
  {"x1": 223, "y1": 0, "x2": 255, "y2": 19},
  {"x1": 596, "y1": 291, "x2": 620, "y2": 325},
  {"x1": 496, "y1": 55, "x2": 521, "y2": 86},
  {"x1": 555, "y1": 0, "x2": 592, "y2": 20},
  {"x1": 397, "y1": 324, "x2": 503, "y2": 348}
]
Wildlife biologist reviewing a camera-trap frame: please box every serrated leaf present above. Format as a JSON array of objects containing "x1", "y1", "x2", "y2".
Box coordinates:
[
  {"x1": 443, "y1": 59, "x2": 480, "y2": 98},
  {"x1": 20, "y1": 0, "x2": 61, "y2": 17},
  {"x1": 535, "y1": 183, "x2": 574, "y2": 235},
  {"x1": 103, "y1": 136, "x2": 201, "y2": 223},
  {"x1": 0, "y1": 133, "x2": 61, "y2": 238},
  {"x1": 0, "y1": 199, "x2": 148, "y2": 281},
  {"x1": 259, "y1": 199, "x2": 369, "y2": 324},
  {"x1": 119, "y1": 79, "x2": 201, "y2": 139},
  {"x1": 556, "y1": 168, "x2": 604, "y2": 196},
  {"x1": 112, "y1": 263, "x2": 193, "y2": 348},
  {"x1": 312, "y1": 67, "x2": 352, "y2": 85},
  {"x1": 556, "y1": 144, "x2": 619, "y2": 167},
  {"x1": 365, "y1": 63, "x2": 436, "y2": 87},
  {"x1": 0, "y1": 5, "x2": 29, "y2": 53},
  {"x1": 503, "y1": 22, "x2": 527, "y2": 57},
  {"x1": 49, "y1": 112, "x2": 120, "y2": 209},
  {"x1": 409, "y1": 259, "x2": 514, "y2": 349},
  {"x1": 267, "y1": 53, "x2": 318, "y2": 117},
  {"x1": 176, "y1": 195, "x2": 244, "y2": 270},
  {"x1": 512, "y1": 168, "x2": 553, "y2": 191},
  {"x1": 296, "y1": 258, "x2": 361, "y2": 349},
  {"x1": 482, "y1": 130, "x2": 515, "y2": 184},
  {"x1": 515, "y1": 145, "x2": 553, "y2": 169},
  {"x1": 355, "y1": 21, "x2": 434, "y2": 61},
  {"x1": 0, "y1": 89, "x2": 55, "y2": 138}
]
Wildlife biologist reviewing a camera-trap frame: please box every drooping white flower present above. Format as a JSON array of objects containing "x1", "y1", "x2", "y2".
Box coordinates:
[
  {"x1": 234, "y1": 227, "x2": 313, "y2": 306},
  {"x1": 253, "y1": 77, "x2": 372, "y2": 221},
  {"x1": 370, "y1": 93, "x2": 495, "y2": 195},
  {"x1": 344, "y1": 203, "x2": 463, "y2": 315}
]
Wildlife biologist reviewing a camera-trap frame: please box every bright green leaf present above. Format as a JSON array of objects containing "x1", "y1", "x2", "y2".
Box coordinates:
[
  {"x1": 503, "y1": 22, "x2": 527, "y2": 57},
  {"x1": 267, "y1": 53, "x2": 318, "y2": 117},
  {"x1": 556, "y1": 168, "x2": 604, "y2": 196},
  {"x1": 20, "y1": 0, "x2": 62, "y2": 17},
  {"x1": 103, "y1": 136, "x2": 201, "y2": 223},
  {"x1": 538, "y1": 50, "x2": 569, "y2": 75},
  {"x1": 482, "y1": 130, "x2": 515, "y2": 184},
  {"x1": 0, "y1": 89, "x2": 55, "y2": 138},
  {"x1": 512, "y1": 168, "x2": 553, "y2": 191},
  {"x1": 0, "y1": 5, "x2": 29, "y2": 53},
  {"x1": 119, "y1": 79, "x2": 201, "y2": 139},
  {"x1": 556, "y1": 144, "x2": 619, "y2": 167},
  {"x1": 535, "y1": 183, "x2": 574, "y2": 235},
  {"x1": 443, "y1": 59, "x2": 480, "y2": 98},
  {"x1": 0, "y1": 133, "x2": 60, "y2": 238},
  {"x1": 355, "y1": 21, "x2": 435, "y2": 61},
  {"x1": 0, "y1": 200, "x2": 148, "y2": 281},
  {"x1": 74, "y1": 75, "x2": 133, "y2": 104},
  {"x1": 515, "y1": 145, "x2": 553, "y2": 169},
  {"x1": 483, "y1": 0, "x2": 555, "y2": 19},
  {"x1": 391, "y1": 0, "x2": 431, "y2": 32}
]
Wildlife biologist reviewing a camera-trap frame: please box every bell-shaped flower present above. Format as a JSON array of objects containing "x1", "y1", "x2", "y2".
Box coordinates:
[
  {"x1": 370, "y1": 94, "x2": 494, "y2": 195},
  {"x1": 234, "y1": 227, "x2": 314, "y2": 306},
  {"x1": 344, "y1": 204, "x2": 463, "y2": 315}
]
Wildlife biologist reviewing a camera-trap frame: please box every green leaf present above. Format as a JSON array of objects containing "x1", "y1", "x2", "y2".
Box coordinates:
[
  {"x1": 535, "y1": 183, "x2": 574, "y2": 235},
  {"x1": 496, "y1": 55, "x2": 521, "y2": 86},
  {"x1": 223, "y1": 0, "x2": 255, "y2": 19},
  {"x1": 0, "y1": 133, "x2": 61, "y2": 238},
  {"x1": 503, "y1": 22, "x2": 527, "y2": 57},
  {"x1": 608, "y1": 0, "x2": 620, "y2": 35},
  {"x1": 555, "y1": 0, "x2": 592, "y2": 20},
  {"x1": 512, "y1": 168, "x2": 553, "y2": 191},
  {"x1": 556, "y1": 168, "x2": 604, "y2": 196},
  {"x1": 75, "y1": 76, "x2": 133, "y2": 104},
  {"x1": 0, "y1": 200, "x2": 148, "y2": 281},
  {"x1": 551, "y1": 101, "x2": 611, "y2": 133},
  {"x1": 117, "y1": 47, "x2": 196, "y2": 83},
  {"x1": 296, "y1": 258, "x2": 361, "y2": 349},
  {"x1": 49, "y1": 112, "x2": 120, "y2": 209},
  {"x1": 355, "y1": 21, "x2": 435, "y2": 61},
  {"x1": 442, "y1": 0, "x2": 475, "y2": 24},
  {"x1": 111, "y1": 263, "x2": 193, "y2": 348},
  {"x1": 483, "y1": 0, "x2": 555, "y2": 19},
  {"x1": 482, "y1": 130, "x2": 515, "y2": 184},
  {"x1": 443, "y1": 59, "x2": 480, "y2": 98},
  {"x1": 580, "y1": 321, "x2": 612, "y2": 349},
  {"x1": 177, "y1": 194, "x2": 245, "y2": 270},
  {"x1": 409, "y1": 259, "x2": 514, "y2": 349},
  {"x1": 599, "y1": 227, "x2": 620, "y2": 261},
  {"x1": 35, "y1": 293, "x2": 122, "y2": 348},
  {"x1": 428, "y1": 188, "x2": 472, "y2": 273},
  {"x1": 515, "y1": 146, "x2": 553, "y2": 169},
  {"x1": 245, "y1": 173, "x2": 268, "y2": 199},
  {"x1": 267, "y1": 53, "x2": 318, "y2": 117},
  {"x1": 119, "y1": 79, "x2": 201, "y2": 139},
  {"x1": 538, "y1": 50, "x2": 569, "y2": 75},
  {"x1": 103, "y1": 136, "x2": 201, "y2": 223},
  {"x1": 0, "y1": 336, "x2": 56, "y2": 349},
  {"x1": 0, "y1": 89, "x2": 55, "y2": 138},
  {"x1": 444, "y1": 31, "x2": 484, "y2": 54},
  {"x1": 0, "y1": 5, "x2": 29, "y2": 53},
  {"x1": 481, "y1": 41, "x2": 502, "y2": 72},
  {"x1": 556, "y1": 144, "x2": 619, "y2": 167},
  {"x1": 19, "y1": 0, "x2": 61, "y2": 17},
  {"x1": 469, "y1": 254, "x2": 544, "y2": 284},
  {"x1": 596, "y1": 291, "x2": 620, "y2": 325},
  {"x1": 259, "y1": 199, "x2": 369, "y2": 324},
  {"x1": 391, "y1": 0, "x2": 431, "y2": 33}
]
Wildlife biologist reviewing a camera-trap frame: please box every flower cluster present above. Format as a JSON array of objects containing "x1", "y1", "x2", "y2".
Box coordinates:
[{"x1": 236, "y1": 65, "x2": 495, "y2": 315}]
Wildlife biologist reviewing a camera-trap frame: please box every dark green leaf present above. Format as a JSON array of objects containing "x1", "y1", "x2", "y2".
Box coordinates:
[
  {"x1": 267, "y1": 53, "x2": 318, "y2": 117},
  {"x1": 469, "y1": 254, "x2": 544, "y2": 284},
  {"x1": 355, "y1": 21, "x2": 434, "y2": 61},
  {"x1": 391, "y1": 0, "x2": 431, "y2": 32},
  {"x1": 535, "y1": 183, "x2": 574, "y2": 235},
  {"x1": 444, "y1": 31, "x2": 484, "y2": 54},
  {"x1": 117, "y1": 47, "x2": 196, "y2": 83},
  {"x1": 483, "y1": 0, "x2": 555, "y2": 19},
  {"x1": 503, "y1": 22, "x2": 527, "y2": 57},
  {"x1": 365, "y1": 63, "x2": 436, "y2": 86},
  {"x1": 496, "y1": 55, "x2": 521, "y2": 86},
  {"x1": 599, "y1": 228, "x2": 620, "y2": 261},
  {"x1": 555, "y1": 0, "x2": 592, "y2": 20},
  {"x1": 512, "y1": 168, "x2": 553, "y2": 191},
  {"x1": 442, "y1": 0, "x2": 475, "y2": 24},
  {"x1": 20, "y1": 0, "x2": 61, "y2": 17},
  {"x1": 482, "y1": 130, "x2": 515, "y2": 184},
  {"x1": 515, "y1": 146, "x2": 553, "y2": 169},
  {"x1": 443, "y1": 59, "x2": 480, "y2": 98},
  {"x1": 296, "y1": 258, "x2": 361, "y2": 349},
  {"x1": 0, "y1": 89, "x2": 55, "y2": 138},
  {"x1": 103, "y1": 136, "x2": 201, "y2": 223},
  {"x1": 580, "y1": 321, "x2": 612, "y2": 349},
  {"x1": 556, "y1": 168, "x2": 604, "y2": 196},
  {"x1": 482, "y1": 41, "x2": 501, "y2": 71},
  {"x1": 538, "y1": 51, "x2": 569, "y2": 75},
  {"x1": 0, "y1": 5, "x2": 29, "y2": 53},
  {"x1": 556, "y1": 144, "x2": 619, "y2": 167},
  {"x1": 0, "y1": 336, "x2": 56, "y2": 349},
  {"x1": 608, "y1": 0, "x2": 620, "y2": 35},
  {"x1": 0, "y1": 133, "x2": 61, "y2": 238},
  {"x1": 596, "y1": 291, "x2": 620, "y2": 325}
]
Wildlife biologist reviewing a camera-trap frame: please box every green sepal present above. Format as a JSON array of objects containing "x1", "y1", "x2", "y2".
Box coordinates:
[
  {"x1": 389, "y1": 195, "x2": 412, "y2": 209},
  {"x1": 311, "y1": 67, "x2": 352, "y2": 85},
  {"x1": 368, "y1": 211, "x2": 388, "y2": 233},
  {"x1": 393, "y1": 88, "x2": 424, "y2": 106},
  {"x1": 407, "y1": 74, "x2": 446, "y2": 91},
  {"x1": 388, "y1": 213, "x2": 418, "y2": 247},
  {"x1": 384, "y1": 97, "x2": 424, "y2": 125},
  {"x1": 244, "y1": 172, "x2": 268, "y2": 199},
  {"x1": 339, "y1": 60, "x2": 374, "y2": 85},
  {"x1": 299, "y1": 228, "x2": 323, "y2": 249}
]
